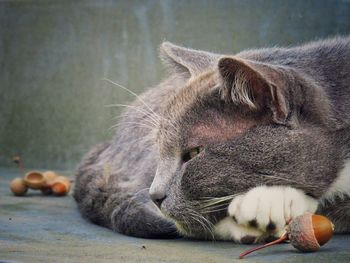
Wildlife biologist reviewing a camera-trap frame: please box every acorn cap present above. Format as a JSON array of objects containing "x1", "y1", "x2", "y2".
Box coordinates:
[{"x1": 24, "y1": 171, "x2": 45, "y2": 189}]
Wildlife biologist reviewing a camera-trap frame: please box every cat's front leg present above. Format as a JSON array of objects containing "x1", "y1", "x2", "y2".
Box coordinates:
[
  {"x1": 227, "y1": 186, "x2": 318, "y2": 241},
  {"x1": 110, "y1": 191, "x2": 178, "y2": 238}
]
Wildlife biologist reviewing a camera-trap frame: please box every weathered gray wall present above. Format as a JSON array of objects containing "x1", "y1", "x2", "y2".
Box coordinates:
[{"x1": 1, "y1": 0, "x2": 350, "y2": 170}]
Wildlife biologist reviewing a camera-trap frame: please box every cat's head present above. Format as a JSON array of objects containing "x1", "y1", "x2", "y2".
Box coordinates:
[{"x1": 150, "y1": 42, "x2": 339, "y2": 239}]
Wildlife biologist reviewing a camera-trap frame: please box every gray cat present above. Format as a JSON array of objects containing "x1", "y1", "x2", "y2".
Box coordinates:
[{"x1": 74, "y1": 37, "x2": 350, "y2": 243}]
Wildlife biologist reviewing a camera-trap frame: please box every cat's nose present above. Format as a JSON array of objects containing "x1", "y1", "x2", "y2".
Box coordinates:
[{"x1": 150, "y1": 191, "x2": 167, "y2": 208}]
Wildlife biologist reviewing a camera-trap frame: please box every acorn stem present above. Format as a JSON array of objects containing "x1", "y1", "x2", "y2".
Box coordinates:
[
  {"x1": 13, "y1": 155, "x2": 25, "y2": 174},
  {"x1": 239, "y1": 233, "x2": 288, "y2": 259}
]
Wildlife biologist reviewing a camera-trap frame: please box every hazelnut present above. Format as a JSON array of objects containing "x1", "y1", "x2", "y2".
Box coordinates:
[{"x1": 10, "y1": 177, "x2": 28, "y2": 196}]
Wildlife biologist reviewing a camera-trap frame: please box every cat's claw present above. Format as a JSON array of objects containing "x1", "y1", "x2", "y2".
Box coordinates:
[{"x1": 227, "y1": 186, "x2": 318, "y2": 238}]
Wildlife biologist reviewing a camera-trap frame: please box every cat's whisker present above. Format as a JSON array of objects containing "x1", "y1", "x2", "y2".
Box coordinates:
[
  {"x1": 163, "y1": 119, "x2": 180, "y2": 134},
  {"x1": 105, "y1": 103, "x2": 160, "y2": 127},
  {"x1": 188, "y1": 210, "x2": 216, "y2": 240},
  {"x1": 201, "y1": 207, "x2": 228, "y2": 214},
  {"x1": 200, "y1": 194, "x2": 238, "y2": 201},
  {"x1": 257, "y1": 173, "x2": 316, "y2": 190},
  {"x1": 200, "y1": 201, "x2": 229, "y2": 210},
  {"x1": 106, "y1": 104, "x2": 160, "y2": 127},
  {"x1": 107, "y1": 101, "x2": 179, "y2": 137},
  {"x1": 106, "y1": 111, "x2": 176, "y2": 142},
  {"x1": 187, "y1": 209, "x2": 214, "y2": 235},
  {"x1": 106, "y1": 102, "x2": 160, "y2": 121},
  {"x1": 160, "y1": 129, "x2": 178, "y2": 139},
  {"x1": 200, "y1": 195, "x2": 237, "y2": 209},
  {"x1": 201, "y1": 199, "x2": 231, "y2": 208},
  {"x1": 180, "y1": 216, "x2": 193, "y2": 237},
  {"x1": 111, "y1": 113, "x2": 148, "y2": 122},
  {"x1": 128, "y1": 116, "x2": 160, "y2": 130},
  {"x1": 111, "y1": 113, "x2": 167, "y2": 138},
  {"x1": 200, "y1": 206, "x2": 228, "y2": 215},
  {"x1": 109, "y1": 122, "x2": 156, "y2": 132},
  {"x1": 188, "y1": 213, "x2": 209, "y2": 237},
  {"x1": 109, "y1": 116, "x2": 159, "y2": 132},
  {"x1": 157, "y1": 125, "x2": 180, "y2": 140},
  {"x1": 189, "y1": 214, "x2": 213, "y2": 239},
  {"x1": 200, "y1": 202, "x2": 228, "y2": 210},
  {"x1": 102, "y1": 78, "x2": 167, "y2": 125}
]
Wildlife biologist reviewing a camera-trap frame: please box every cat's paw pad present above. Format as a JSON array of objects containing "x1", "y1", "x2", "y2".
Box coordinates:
[{"x1": 228, "y1": 186, "x2": 318, "y2": 236}]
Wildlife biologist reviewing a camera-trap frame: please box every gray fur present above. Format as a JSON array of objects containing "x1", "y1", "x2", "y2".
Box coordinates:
[{"x1": 74, "y1": 37, "x2": 350, "y2": 238}]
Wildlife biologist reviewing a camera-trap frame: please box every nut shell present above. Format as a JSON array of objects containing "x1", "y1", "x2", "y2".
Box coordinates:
[
  {"x1": 42, "y1": 171, "x2": 58, "y2": 187},
  {"x1": 312, "y1": 214, "x2": 334, "y2": 246},
  {"x1": 51, "y1": 176, "x2": 71, "y2": 196},
  {"x1": 24, "y1": 171, "x2": 45, "y2": 189},
  {"x1": 10, "y1": 177, "x2": 28, "y2": 196}
]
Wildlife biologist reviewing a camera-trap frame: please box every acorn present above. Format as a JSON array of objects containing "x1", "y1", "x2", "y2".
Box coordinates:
[
  {"x1": 23, "y1": 171, "x2": 46, "y2": 189},
  {"x1": 10, "y1": 177, "x2": 28, "y2": 196},
  {"x1": 39, "y1": 171, "x2": 59, "y2": 194},
  {"x1": 50, "y1": 176, "x2": 71, "y2": 196},
  {"x1": 288, "y1": 214, "x2": 334, "y2": 252},
  {"x1": 239, "y1": 213, "x2": 334, "y2": 259}
]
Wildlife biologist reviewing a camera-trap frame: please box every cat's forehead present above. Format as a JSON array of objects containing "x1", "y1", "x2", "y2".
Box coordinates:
[
  {"x1": 157, "y1": 70, "x2": 220, "y2": 151},
  {"x1": 163, "y1": 70, "x2": 219, "y2": 122},
  {"x1": 158, "y1": 69, "x2": 268, "y2": 153}
]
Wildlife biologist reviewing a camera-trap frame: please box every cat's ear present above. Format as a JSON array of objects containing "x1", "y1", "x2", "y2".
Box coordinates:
[
  {"x1": 160, "y1": 42, "x2": 217, "y2": 77},
  {"x1": 218, "y1": 57, "x2": 288, "y2": 124}
]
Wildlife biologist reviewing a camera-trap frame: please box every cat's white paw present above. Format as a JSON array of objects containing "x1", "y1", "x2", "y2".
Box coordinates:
[
  {"x1": 228, "y1": 186, "x2": 318, "y2": 237},
  {"x1": 214, "y1": 217, "x2": 263, "y2": 243}
]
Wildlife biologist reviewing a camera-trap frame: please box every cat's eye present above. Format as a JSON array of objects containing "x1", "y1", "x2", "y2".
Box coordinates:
[{"x1": 182, "y1": 146, "x2": 203, "y2": 163}]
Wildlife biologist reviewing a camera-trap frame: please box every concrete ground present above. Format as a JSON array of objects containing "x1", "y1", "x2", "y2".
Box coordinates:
[{"x1": 1, "y1": 167, "x2": 350, "y2": 263}]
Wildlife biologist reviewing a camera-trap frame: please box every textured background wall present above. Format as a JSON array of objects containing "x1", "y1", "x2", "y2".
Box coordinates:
[{"x1": 1, "y1": 0, "x2": 350, "y2": 170}]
